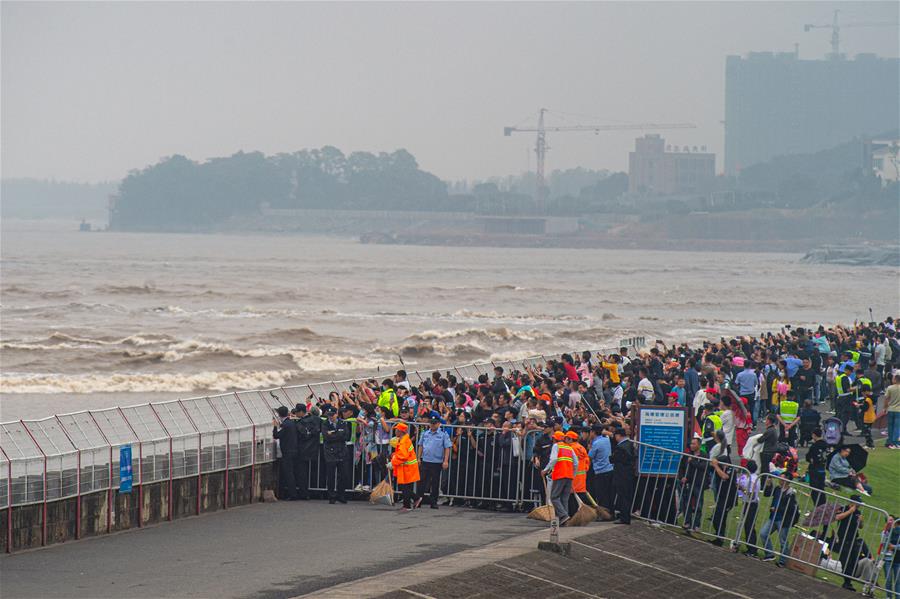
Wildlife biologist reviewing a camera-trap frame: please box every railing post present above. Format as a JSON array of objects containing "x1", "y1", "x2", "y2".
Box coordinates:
[
  {"x1": 1, "y1": 446, "x2": 12, "y2": 553},
  {"x1": 54, "y1": 417, "x2": 81, "y2": 539},
  {"x1": 205, "y1": 399, "x2": 229, "y2": 510},
  {"x1": 19, "y1": 421, "x2": 47, "y2": 546},
  {"x1": 176, "y1": 400, "x2": 203, "y2": 516},
  {"x1": 116, "y1": 408, "x2": 143, "y2": 528},
  {"x1": 233, "y1": 393, "x2": 256, "y2": 501},
  {"x1": 147, "y1": 405, "x2": 174, "y2": 522}
]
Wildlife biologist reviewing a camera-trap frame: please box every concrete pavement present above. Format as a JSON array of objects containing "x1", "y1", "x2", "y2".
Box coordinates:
[{"x1": 0, "y1": 499, "x2": 543, "y2": 599}]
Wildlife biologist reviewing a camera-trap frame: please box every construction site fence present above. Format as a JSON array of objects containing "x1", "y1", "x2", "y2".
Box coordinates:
[
  {"x1": 627, "y1": 439, "x2": 893, "y2": 596},
  {"x1": 0, "y1": 341, "x2": 644, "y2": 546}
]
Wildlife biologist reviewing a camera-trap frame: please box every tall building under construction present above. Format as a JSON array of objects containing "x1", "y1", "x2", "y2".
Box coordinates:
[{"x1": 724, "y1": 51, "x2": 900, "y2": 174}]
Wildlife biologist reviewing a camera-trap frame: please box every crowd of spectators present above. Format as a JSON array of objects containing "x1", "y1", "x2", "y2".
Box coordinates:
[{"x1": 272, "y1": 318, "x2": 900, "y2": 594}]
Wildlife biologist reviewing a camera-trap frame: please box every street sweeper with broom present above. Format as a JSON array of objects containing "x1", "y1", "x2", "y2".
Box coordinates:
[
  {"x1": 541, "y1": 430, "x2": 578, "y2": 526},
  {"x1": 388, "y1": 422, "x2": 420, "y2": 512}
]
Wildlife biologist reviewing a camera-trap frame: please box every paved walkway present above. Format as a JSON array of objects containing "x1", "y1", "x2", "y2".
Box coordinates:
[{"x1": 0, "y1": 500, "x2": 543, "y2": 599}]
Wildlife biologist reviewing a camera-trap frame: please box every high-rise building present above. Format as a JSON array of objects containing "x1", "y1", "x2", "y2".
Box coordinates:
[
  {"x1": 724, "y1": 52, "x2": 900, "y2": 174},
  {"x1": 628, "y1": 134, "x2": 715, "y2": 195}
]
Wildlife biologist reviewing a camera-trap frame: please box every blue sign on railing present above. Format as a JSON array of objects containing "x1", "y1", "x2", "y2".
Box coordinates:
[
  {"x1": 119, "y1": 445, "x2": 133, "y2": 493},
  {"x1": 637, "y1": 407, "x2": 686, "y2": 476}
]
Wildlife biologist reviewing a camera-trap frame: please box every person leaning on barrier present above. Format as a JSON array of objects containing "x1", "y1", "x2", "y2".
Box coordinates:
[
  {"x1": 321, "y1": 406, "x2": 348, "y2": 504},
  {"x1": 272, "y1": 405, "x2": 299, "y2": 500},
  {"x1": 588, "y1": 424, "x2": 613, "y2": 512},
  {"x1": 709, "y1": 451, "x2": 739, "y2": 546},
  {"x1": 804, "y1": 427, "x2": 828, "y2": 507},
  {"x1": 610, "y1": 427, "x2": 635, "y2": 525},
  {"x1": 833, "y1": 494, "x2": 865, "y2": 592},
  {"x1": 294, "y1": 403, "x2": 321, "y2": 500}
]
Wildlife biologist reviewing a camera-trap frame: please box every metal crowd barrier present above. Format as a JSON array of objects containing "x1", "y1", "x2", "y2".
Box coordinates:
[
  {"x1": 0, "y1": 342, "x2": 644, "y2": 548},
  {"x1": 626, "y1": 440, "x2": 893, "y2": 596}
]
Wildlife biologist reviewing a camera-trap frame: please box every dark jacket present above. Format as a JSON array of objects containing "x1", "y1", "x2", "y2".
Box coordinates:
[
  {"x1": 296, "y1": 413, "x2": 321, "y2": 460},
  {"x1": 273, "y1": 418, "x2": 299, "y2": 457},
  {"x1": 678, "y1": 451, "x2": 710, "y2": 491},
  {"x1": 322, "y1": 417, "x2": 348, "y2": 463},
  {"x1": 610, "y1": 439, "x2": 635, "y2": 487}
]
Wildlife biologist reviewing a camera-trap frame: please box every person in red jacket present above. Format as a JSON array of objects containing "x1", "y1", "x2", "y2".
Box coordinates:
[{"x1": 389, "y1": 422, "x2": 420, "y2": 513}]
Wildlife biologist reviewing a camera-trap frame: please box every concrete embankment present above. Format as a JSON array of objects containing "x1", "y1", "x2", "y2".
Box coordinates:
[{"x1": 1, "y1": 461, "x2": 277, "y2": 553}]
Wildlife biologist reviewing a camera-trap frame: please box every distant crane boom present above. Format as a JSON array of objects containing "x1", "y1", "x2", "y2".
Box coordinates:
[
  {"x1": 503, "y1": 108, "x2": 696, "y2": 209},
  {"x1": 804, "y1": 9, "x2": 898, "y2": 59}
]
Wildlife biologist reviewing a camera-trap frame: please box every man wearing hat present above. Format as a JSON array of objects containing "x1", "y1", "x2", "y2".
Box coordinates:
[
  {"x1": 389, "y1": 422, "x2": 420, "y2": 512},
  {"x1": 321, "y1": 406, "x2": 348, "y2": 504},
  {"x1": 542, "y1": 430, "x2": 578, "y2": 525},
  {"x1": 567, "y1": 429, "x2": 590, "y2": 516},
  {"x1": 415, "y1": 416, "x2": 452, "y2": 509}
]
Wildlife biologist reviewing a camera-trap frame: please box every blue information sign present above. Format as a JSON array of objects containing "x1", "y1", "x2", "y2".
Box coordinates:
[
  {"x1": 119, "y1": 445, "x2": 133, "y2": 493},
  {"x1": 637, "y1": 407, "x2": 686, "y2": 476}
]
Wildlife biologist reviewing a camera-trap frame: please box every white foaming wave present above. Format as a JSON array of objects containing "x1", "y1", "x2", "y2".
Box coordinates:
[
  {"x1": 1, "y1": 332, "x2": 173, "y2": 351},
  {"x1": 0, "y1": 370, "x2": 299, "y2": 394},
  {"x1": 450, "y1": 309, "x2": 587, "y2": 322},
  {"x1": 405, "y1": 327, "x2": 548, "y2": 343},
  {"x1": 125, "y1": 339, "x2": 387, "y2": 371}
]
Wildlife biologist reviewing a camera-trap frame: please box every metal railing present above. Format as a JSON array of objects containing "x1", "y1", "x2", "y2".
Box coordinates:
[
  {"x1": 0, "y1": 342, "x2": 643, "y2": 546},
  {"x1": 625, "y1": 440, "x2": 894, "y2": 596}
]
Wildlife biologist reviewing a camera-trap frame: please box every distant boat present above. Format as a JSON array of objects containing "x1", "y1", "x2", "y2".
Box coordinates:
[{"x1": 79, "y1": 219, "x2": 91, "y2": 232}]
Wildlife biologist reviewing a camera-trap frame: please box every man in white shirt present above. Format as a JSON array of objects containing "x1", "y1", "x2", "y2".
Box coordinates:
[{"x1": 637, "y1": 367, "x2": 655, "y2": 403}]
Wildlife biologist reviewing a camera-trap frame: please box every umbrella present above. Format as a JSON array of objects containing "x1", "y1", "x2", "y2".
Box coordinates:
[
  {"x1": 803, "y1": 502, "x2": 841, "y2": 527},
  {"x1": 845, "y1": 443, "x2": 869, "y2": 472}
]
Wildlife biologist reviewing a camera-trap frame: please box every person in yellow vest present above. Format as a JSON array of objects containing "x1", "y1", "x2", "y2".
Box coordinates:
[
  {"x1": 701, "y1": 404, "x2": 723, "y2": 454},
  {"x1": 567, "y1": 429, "x2": 591, "y2": 516},
  {"x1": 835, "y1": 365, "x2": 855, "y2": 435},
  {"x1": 776, "y1": 393, "x2": 799, "y2": 447},
  {"x1": 388, "y1": 422, "x2": 419, "y2": 512},
  {"x1": 542, "y1": 430, "x2": 578, "y2": 525},
  {"x1": 378, "y1": 380, "x2": 399, "y2": 417}
]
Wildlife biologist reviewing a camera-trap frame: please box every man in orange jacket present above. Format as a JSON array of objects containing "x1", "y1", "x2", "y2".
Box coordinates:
[
  {"x1": 542, "y1": 430, "x2": 578, "y2": 525},
  {"x1": 567, "y1": 429, "x2": 591, "y2": 515},
  {"x1": 389, "y1": 422, "x2": 420, "y2": 512}
]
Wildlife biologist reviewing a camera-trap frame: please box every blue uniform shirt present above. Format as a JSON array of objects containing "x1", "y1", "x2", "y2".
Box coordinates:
[
  {"x1": 418, "y1": 429, "x2": 451, "y2": 463},
  {"x1": 589, "y1": 436, "x2": 613, "y2": 474}
]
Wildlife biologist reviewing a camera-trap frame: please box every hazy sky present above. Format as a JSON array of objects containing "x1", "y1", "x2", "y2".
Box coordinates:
[{"x1": 2, "y1": 1, "x2": 898, "y2": 183}]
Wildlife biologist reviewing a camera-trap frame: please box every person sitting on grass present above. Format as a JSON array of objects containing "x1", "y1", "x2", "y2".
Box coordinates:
[{"x1": 828, "y1": 445, "x2": 871, "y2": 496}]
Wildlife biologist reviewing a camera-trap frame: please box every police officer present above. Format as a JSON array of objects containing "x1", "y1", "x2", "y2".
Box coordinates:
[
  {"x1": 272, "y1": 406, "x2": 299, "y2": 500},
  {"x1": 321, "y1": 406, "x2": 348, "y2": 504},
  {"x1": 295, "y1": 403, "x2": 320, "y2": 500},
  {"x1": 834, "y1": 365, "x2": 854, "y2": 435},
  {"x1": 339, "y1": 404, "x2": 358, "y2": 492},
  {"x1": 531, "y1": 419, "x2": 555, "y2": 506},
  {"x1": 700, "y1": 404, "x2": 722, "y2": 455}
]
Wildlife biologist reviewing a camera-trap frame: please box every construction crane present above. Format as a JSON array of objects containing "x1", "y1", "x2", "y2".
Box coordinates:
[
  {"x1": 804, "y1": 9, "x2": 898, "y2": 60},
  {"x1": 504, "y1": 108, "x2": 696, "y2": 209}
]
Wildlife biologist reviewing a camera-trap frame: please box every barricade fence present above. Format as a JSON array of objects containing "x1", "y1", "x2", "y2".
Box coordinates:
[
  {"x1": 627, "y1": 440, "x2": 893, "y2": 596},
  {"x1": 0, "y1": 343, "x2": 642, "y2": 549}
]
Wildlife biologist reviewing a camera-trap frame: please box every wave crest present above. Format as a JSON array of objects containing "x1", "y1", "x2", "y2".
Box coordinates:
[{"x1": 0, "y1": 370, "x2": 300, "y2": 394}]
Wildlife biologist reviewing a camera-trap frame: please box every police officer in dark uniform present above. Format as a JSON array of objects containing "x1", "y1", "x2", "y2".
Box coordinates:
[
  {"x1": 339, "y1": 404, "x2": 358, "y2": 493},
  {"x1": 610, "y1": 427, "x2": 635, "y2": 524},
  {"x1": 531, "y1": 419, "x2": 555, "y2": 505},
  {"x1": 321, "y1": 406, "x2": 348, "y2": 504},
  {"x1": 272, "y1": 405, "x2": 299, "y2": 500},
  {"x1": 295, "y1": 403, "x2": 321, "y2": 500}
]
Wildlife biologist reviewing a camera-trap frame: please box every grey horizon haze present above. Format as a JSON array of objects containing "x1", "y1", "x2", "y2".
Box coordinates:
[{"x1": 2, "y1": 1, "x2": 898, "y2": 184}]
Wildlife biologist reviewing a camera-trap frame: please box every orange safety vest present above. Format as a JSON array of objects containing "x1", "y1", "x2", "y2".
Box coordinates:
[
  {"x1": 572, "y1": 442, "x2": 590, "y2": 493},
  {"x1": 551, "y1": 442, "x2": 576, "y2": 481},
  {"x1": 391, "y1": 434, "x2": 420, "y2": 484}
]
